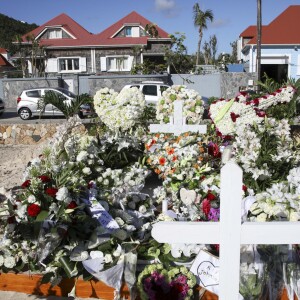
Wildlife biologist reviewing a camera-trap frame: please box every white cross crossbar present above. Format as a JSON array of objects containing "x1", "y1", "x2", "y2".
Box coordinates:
[
  {"x1": 152, "y1": 161, "x2": 300, "y2": 299},
  {"x1": 149, "y1": 100, "x2": 207, "y2": 135}
]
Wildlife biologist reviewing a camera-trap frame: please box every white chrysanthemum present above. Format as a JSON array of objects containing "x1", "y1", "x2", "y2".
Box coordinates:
[
  {"x1": 56, "y1": 187, "x2": 71, "y2": 203},
  {"x1": 4, "y1": 256, "x2": 16, "y2": 268}
]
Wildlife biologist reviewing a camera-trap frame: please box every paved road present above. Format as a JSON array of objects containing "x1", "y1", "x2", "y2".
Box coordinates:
[
  {"x1": 0, "y1": 108, "x2": 67, "y2": 124},
  {"x1": 0, "y1": 108, "x2": 96, "y2": 125}
]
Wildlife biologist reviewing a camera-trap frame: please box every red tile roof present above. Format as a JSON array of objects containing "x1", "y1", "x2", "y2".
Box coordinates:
[
  {"x1": 241, "y1": 5, "x2": 300, "y2": 46},
  {"x1": 0, "y1": 54, "x2": 13, "y2": 67},
  {"x1": 20, "y1": 11, "x2": 170, "y2": 48},
  {"x1": 0, "y1": 48, "x2": 7, "y2": 54},
  {"x1": 21, "y1": 13, "x2": 92, "y2": 47},
  {"x1": 92, "y1": 11, "x2": 170, "y2": 46}
]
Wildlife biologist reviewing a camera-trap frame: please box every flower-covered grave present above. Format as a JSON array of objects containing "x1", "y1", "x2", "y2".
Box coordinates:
[{"x1": 0, "y1": 83, "x2": 300, "y2": 299}]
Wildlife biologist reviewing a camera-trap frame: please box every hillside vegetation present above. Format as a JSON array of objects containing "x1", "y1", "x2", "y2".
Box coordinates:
[{"x1": 0, "y1": 13, "x2": 38, "y2": 51}]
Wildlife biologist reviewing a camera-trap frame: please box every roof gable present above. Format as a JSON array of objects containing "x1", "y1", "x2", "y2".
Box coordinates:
[
  {"x1": 93, "y1": 11, "x2": 170, "y2": 45},
  {"x1": 241, "y1": 5, "x2": 300, "y2": 46},
  {"x1": 0, "y1": 54, "x2": 13, "y2": 67},
  {"x1": 21, "y1": 13, "x2": 92, "y2": 46}
]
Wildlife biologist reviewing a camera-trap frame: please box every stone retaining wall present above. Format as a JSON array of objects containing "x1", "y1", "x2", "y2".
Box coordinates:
[
  {"x1": 0, "y1": 122, "x2": 90, "y2": 145},
  {"x1": 0, "y1": 123, "x2": 58, "y2": 145}
]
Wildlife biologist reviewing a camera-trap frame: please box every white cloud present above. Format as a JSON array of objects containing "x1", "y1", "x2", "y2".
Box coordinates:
[
  {"x1": 211, "y1": 18, "x2": 231, "y2": 29},
  {"x1": 155, "y1": 0, "x2": 176, "y2": 12},
  {"x1": 154, "y1": 0, "x2": 176, "y2": 17}
]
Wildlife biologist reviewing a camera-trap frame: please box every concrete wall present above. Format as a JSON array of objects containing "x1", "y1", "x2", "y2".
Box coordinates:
[
  {"x1": 171, "y1": 72, "x2": 257, "y2": 99},
  {"x1": 170, "y1": 74, "x2": 221, "y2": 98},
  {"x1": 2, "y1": 77, "x2": 60, "y2": 108},
  {"x1": 1, "y1": 74, "x2": 169, "y2": 108},
  {"x1": 1, "y1": 72, "x2": 256, "y2": 108}
]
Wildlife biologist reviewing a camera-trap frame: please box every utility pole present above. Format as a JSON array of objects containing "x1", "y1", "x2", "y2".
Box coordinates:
[{"x1": 256, "y1": 0, "x2": 262, "y2": 91}]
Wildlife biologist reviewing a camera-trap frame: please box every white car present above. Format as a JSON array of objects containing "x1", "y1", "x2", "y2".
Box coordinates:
[
  {"x1": 121, "y1": 81, "x2": 170, "y2": 104},
  {"x1": 17, "y1": 87, "x2": 92, "y2": 120}
]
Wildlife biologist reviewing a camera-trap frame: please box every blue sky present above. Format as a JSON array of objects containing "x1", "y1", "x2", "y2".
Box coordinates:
[{"x1": 1, "y1": 0, "x2": 299, "y2": 55}]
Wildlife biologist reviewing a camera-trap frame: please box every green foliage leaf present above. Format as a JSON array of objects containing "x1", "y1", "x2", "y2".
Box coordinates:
[{"x1": 35, "y1": 210, "x2": 49, "y2": 222}]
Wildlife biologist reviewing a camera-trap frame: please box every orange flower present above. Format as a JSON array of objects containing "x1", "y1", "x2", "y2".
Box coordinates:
[
  {"x1": 146, "y1": 158, "x2": 152, "y2": 164},
  {"x1": 167, "y1": 148, "x2": 175, "y2": 155},
  {"x1": 159, "y1": 157, "x2": 166, "y2": 165},
  {"x1": 154, "y1": 169, "x2": 161, "y2": 174}
]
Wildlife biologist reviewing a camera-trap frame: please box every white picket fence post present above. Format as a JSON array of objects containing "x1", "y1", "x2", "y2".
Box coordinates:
[{"x1": 152, "y1": 161, "x2": 300, "y2": 299}]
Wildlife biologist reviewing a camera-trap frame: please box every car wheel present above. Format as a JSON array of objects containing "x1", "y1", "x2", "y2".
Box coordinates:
[{"x1": 19, "y1": 108, "x2": 32, "y2": 120}]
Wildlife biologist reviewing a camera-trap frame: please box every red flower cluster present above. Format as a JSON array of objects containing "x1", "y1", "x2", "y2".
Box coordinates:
[
  {"x1": 21, "y1": 180, "x2": 31, "y2": 188},
  {"x1": 45, "y1": 187, "x2": 58, "y2": 197},
  {"x1": 39, "y1": 175, "x2": 51, "y2": 183},
  {"x1": 67, "y1": 201, "x2": 77, "y2": 209},
  {"x1": 27, "y1": 203, "x2": 41, "y2": 217}
]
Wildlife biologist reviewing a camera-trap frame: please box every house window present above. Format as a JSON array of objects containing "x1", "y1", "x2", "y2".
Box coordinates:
[
  {"x1": 48, "y1": 29, "x2": 62, "y2": 39},
  {"x1": 107, "y1": 56, "x2": 129, "y2": 71},
  {"x1": 58, "y1": 58, "x2": 80, "y2": 72},
  {"x1": 125, "y1": 27, "x2": 132, "y2": 36}
]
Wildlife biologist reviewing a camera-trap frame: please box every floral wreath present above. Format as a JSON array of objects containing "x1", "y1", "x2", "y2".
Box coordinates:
[
  {"x1": 209, "y1": 86, "x2": 295, "y2": 135},
  {"x1": 94, "y1": 87, "x2": 145, "y2": 132},
  {"x1": 156, "y1": 85, "x2": 205, "y2": 125}
]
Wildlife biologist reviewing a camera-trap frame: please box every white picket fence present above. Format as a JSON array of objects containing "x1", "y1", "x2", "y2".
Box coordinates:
[{"x1": 149, "y1": 100, "x2": 300, "y2": 299}]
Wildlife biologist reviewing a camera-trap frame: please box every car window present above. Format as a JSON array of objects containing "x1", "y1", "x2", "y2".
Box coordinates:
[
  {"x1": 45, "y1": 90, "x2": 66, "y2": 100},
  {"x1": 142, "y1": 85, "x2": 157, "y2": 96},
  {"x1": 130, "y1": 85, "x2": 140, "y2": 89},
  {"x1": 57, "y1": 88, "x2": 76, "y2": 98},
  {"x1": 26, "y1": 90, "x2": 41, "y2": 98}
]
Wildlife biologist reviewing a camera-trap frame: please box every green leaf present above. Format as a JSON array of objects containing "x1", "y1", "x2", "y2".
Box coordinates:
[
  {"x1": 41, "y1": 272, "x2": 54, "y2": 284},
  {"x1": 35, "y1": 210, "x2": 49, "y2": 222}
]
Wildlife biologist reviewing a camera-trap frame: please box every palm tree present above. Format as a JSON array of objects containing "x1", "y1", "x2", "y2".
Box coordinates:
[{"x1": 193, "y1": 3, "x2": 214, "y2": 66}]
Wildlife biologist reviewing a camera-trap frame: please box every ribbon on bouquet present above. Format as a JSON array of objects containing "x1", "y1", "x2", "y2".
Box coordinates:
[
  {"x1": 82, "y1": 252, "x2": 138, "y2": 300},
  {"x1": 82, "y1": 186, "x2": 120, "y2": 232}
]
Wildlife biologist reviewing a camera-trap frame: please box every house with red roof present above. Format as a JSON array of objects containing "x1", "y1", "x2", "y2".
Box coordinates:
[
  {"x1": 0, "y1": 48, "x2": 16, "y2": 76},
  {"x1": 17, "y1": 11, "x2": 171, "y2": 76},
  {"x1": 239, "y1": 5, "x2": 300, "y2": 82}
]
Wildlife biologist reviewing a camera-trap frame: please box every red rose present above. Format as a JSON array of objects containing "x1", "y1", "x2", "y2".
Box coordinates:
[
  {"x1": 39, "y1": 175, "x2": 51, "y2": 183},
  {"x1": 242, "y1": 185, "x2": 248, "y2": 192},
  {"x1": 206, "y1": 192, "x2": 216, "y2": 201},
  {"x1": 45, "y1": 187, "x2": 58, "y2": 197},
  {"x1": 27, "y1": 204, "x2": 41, "y2": 217},
  {"x1": 202, "y1": 199, "x2": 211, "y2": 216},
  {"x1": 21, "y1": 180, "x2": 31, "y2": 188},
  {"x1": 67, "y1": 201, "x2": 77, "y2": 209},
  {"x1": 208, "y1": 143, "x2": 221, "y2": 158}
]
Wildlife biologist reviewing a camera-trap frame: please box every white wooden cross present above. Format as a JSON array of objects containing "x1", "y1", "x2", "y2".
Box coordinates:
[
  {"x1": 149, "y1": 100, "x2": 207, "y2": 135},
  {"x1": 152, "y1": 161, "x2": 300, "y2": 299}
]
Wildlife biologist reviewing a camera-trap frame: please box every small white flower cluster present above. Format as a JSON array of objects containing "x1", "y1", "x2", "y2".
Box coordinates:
[
  {"x1": 156, "y1": 85, "x2": 205, "y2": 124},
  {"x1": 0, "y1": 239, "x2": 38, "y2": 270},
  {"x1": 249, "y1": 175, "x2": 300, "y2": 222},
  {"x1": 97, "y1": 163, "x2": 148, "y2": 192},
  {"x1": 94, "y1": 87, "x2": 145, "y2": 132},
  {"x1": 234, "y1": 118, "x2": 299, "y2": 181}
]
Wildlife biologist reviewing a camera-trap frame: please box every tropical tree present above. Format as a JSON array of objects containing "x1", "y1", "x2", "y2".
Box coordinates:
[{"x1": 193, "y1": 3, "x2": 214, "y2": 66}]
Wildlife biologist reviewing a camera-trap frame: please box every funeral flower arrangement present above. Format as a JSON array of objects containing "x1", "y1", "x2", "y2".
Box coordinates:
[
  {"x1": 156, "y1": 85, "x2": 205, "y2": 124},
  {"x1": 0, "y1": 81, "x2": 300, "y2": 299}
]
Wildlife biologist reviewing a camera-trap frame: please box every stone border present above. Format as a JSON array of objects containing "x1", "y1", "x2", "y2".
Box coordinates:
[{"x1": 0, "y1": 123, "x2": 59, "y2": 145}]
